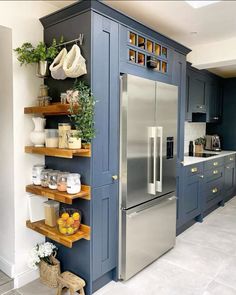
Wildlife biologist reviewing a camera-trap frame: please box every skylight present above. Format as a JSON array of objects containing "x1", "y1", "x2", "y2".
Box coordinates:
[{"x1": 186, "y1": 1, "x2": 220, "y2": 9}]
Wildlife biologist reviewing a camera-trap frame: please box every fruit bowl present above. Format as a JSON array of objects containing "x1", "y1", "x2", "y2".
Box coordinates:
[{"x1": 57, "y1": 209, "x2": 81, "y2": 236}]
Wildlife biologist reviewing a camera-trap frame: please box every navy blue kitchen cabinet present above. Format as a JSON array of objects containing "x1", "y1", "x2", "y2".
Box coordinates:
[
  {"x1": 91, "y1": 12, "x2": 119, "y2": 188},
  {"x1": 206, "y1": 81, "x2": 222, "y2": 123},
  {"x1": 224, "y1": 161, "x2": 235, "y2": 197}
]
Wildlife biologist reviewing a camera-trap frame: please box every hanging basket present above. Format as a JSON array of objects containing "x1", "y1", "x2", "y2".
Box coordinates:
[{"x1": 39, "y1": 255, "x2": 61, "y2": 288}]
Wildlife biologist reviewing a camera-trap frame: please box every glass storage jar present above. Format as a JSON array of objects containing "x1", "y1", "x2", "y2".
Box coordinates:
[
  {"x1": 39, "y1": 84, "x2": 49, "y2": 97},
  {"x1": 48, "y1": 171, "x2": 60, "y2": 190},
  {"x1": 57, "y1": 172, "x2": 69, "y2": 192},
  {"x1": 58, "y1": 123, "x2": 71, "y2": 149},
  {"x1": 40, "y1": 169, "x2": 53, "y2": 188},
  {"x1": 45, "y1": 129, "x2": 59, "y2": 148},
  {"x1": 67, "y1": 173, "x2": 81, "y2": 194},
  {"x1": 32, "y1": 164, "x2": 45, "y2": 185}
]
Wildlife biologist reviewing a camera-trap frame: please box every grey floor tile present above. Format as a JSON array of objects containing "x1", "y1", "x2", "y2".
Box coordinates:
[
  {"x1": 216, "y1": 205, "x2": 236, "y2": 217},
  {"x1": 3, "y1": 291, "x2": 21, "y2": 295},
  {"x1": 227, "y1": 196, "x2": 236, "y2": 207},
  {"x1": 203, "y1": 281, "x2": 236, "y2": 295},
  {"x1": 0, "y1": 281, "x2": 14, "y2": 295},
  {"x1": 215, "y1": 256, "x2": 236, "y2": 290},
  {"x1": 18, "y1": 279, "x2": 56, "y2": 295},
  {"x1": 203, "y1": 213, "x2": 236, "y2": 235},
  {"x1": 0, "y1": 272, "x2": 12, "y2": 286}
]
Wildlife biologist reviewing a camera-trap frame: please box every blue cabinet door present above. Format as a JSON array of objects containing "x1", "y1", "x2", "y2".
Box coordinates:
[
  {"x1": 206, "y1": 81, "x2": 222, "y2": 123},
  {"x1": 224, "y1": 162, "x2": 235, "y2": 197},
  {"x1": 91, "y1": 12, "x2": 119, "y2": 187},
  {"x1": 188, "y1": 70, "x2": 206, "y2": 113},
  {"x1": 92, "y1": 183, "x2": 118, "y2": 281}
]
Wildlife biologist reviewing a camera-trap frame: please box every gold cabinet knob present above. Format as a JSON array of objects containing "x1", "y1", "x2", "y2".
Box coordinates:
[
  {"x1": 112, "y1": 175, "x2": 118, "y2": 180},
  {"x1": 213, "y1": 170, "x2": 218, "y2": 175},
  {"x1": 199, "y1": 175, "x2": 204, "y2": 179}
]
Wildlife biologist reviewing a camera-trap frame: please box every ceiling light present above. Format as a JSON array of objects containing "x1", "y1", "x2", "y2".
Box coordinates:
[{"x1": 186, "y1": 1, "x2": 220, "y2": 9}]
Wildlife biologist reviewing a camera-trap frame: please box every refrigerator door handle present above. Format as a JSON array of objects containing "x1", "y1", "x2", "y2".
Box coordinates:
[
  {"x1": 148, "y1": 127, "x2": 157, "y2": 195},
  {"x1": 156, "y1": 126, "x2": 163, "y2": 193}
]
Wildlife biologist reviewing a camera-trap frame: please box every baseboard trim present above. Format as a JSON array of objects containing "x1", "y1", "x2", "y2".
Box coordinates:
[
  {"x1": 0, "y1": 256, "x2": 14, "y2": 278},
  {"x1": 14, "y1": 269, "x2": 39, "y2": 289}
]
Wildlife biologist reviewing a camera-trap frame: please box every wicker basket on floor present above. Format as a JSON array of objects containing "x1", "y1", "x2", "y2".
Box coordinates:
[{"x1": 39, "y1": 255, "x2": 61, "y2": 288}]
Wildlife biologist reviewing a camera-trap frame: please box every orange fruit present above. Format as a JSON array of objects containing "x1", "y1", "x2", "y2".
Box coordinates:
[
  {"x1": 61, "y1": 212, "x2": 69, "y2": 221},
  {"x1": 72, "y1": 212, "x2": 80, "y2": 221},
  {"x1": 66, "y1": 217, "x2": 74, "y2": 226}
]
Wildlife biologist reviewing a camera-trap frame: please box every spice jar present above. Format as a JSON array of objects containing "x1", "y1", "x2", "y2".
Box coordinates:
[
  {"x1": 60, "y1": 93, "x2": 67, "y2": 104},
  {"x1": 45, "y1": 129, "x2": 59, "y2": 148},
  {"x1": 40, "y1": 169, "x2": 53, "y2": 188},
  {"x1": 32, "y1": 165, "x2": 45, "y2": 185},
  {"x1": 48, "y1": 171, "x2": 60, "y2": 190},
  {"x1": 58, "y1": 123, "x2": 71, "y2": 149},
  {"x1": 39, "y1": 84, "x2": 49, "y2": 97},
  {"x1": 57, "y1": 172, "x2": 69, "y2": 192},
  {"x1": 67, "y1": 173, "x2": 81, "y2": 194}
]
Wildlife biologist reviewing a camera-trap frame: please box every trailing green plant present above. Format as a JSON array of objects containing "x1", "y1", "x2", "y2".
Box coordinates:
[
  {"x1": 14, "y1": 37, "x2": 63, "y2": 65},
  {"x1": 68, "y1": 81, "x2": 96, "y2": 144},
  {"x1": 195, "y1": 137, "x2": 205, "y2": 146}
]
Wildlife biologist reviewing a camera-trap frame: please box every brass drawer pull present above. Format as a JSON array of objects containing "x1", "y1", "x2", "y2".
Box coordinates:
[
  {"x1": 199, "y1": 175, "x2": 204, "y2": 179},
  {"x1": 213, "y1": 170, "x2": 218, "y2": 175},
  {"x1": 230, "y1": 157, "x2": 234, "y2": 161},
  {"x1": 212, "y1": 188, "x2": 218, "y2": 194},
  {"x1": 191, "y1": 167, "x2": 198, "y2": 173},
  {"x1": 213, "y1": 162, "x2": 218, "y2": 166}
]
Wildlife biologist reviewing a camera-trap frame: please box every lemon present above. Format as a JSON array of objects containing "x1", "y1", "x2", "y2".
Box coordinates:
[
  {"x1": 61, "y1": 212, "x2": 69, "y2": 221},
  {"x1": 59, "y1": 227, "x2": 67, "y2": 234},
  {"x1": 67, "y1": 227, "x2": 74, "y2": 235},
  {"x1": 72, "y1": 212, "x2": 80, "y2": 221}
]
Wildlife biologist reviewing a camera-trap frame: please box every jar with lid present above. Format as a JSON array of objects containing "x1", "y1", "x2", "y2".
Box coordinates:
[
  {"x1": 58, "y1": 123, "x2": 71, "y2": 149},
  {"x1": 45, "y1": 129, "x2": 59, "y2": 148},
  {"x1": 67, "y1": 173, "x2": 81, "y2": 194},
  {"x1": 48, "y1": 171, "x2": 60, "y2": 190},
  {"x1": 32, "y1": 165, "x2": 45, "y2": 185},
  {"x1": 39, "y1": 84, "x2": 49, "y2": 97},
  {"x1": 60, "y1": 93, "x2": 67, "y2": 104},
  {"x1": 57, "y1": 172, "x2": 69, "y2": 192},
  {"x1": 40, "y1": 169, "x2": 53, "y2": 188}
]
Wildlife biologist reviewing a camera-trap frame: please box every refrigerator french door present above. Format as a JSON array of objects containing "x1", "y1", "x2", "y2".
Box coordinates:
[{"x1": 119, "y1": 74, "x2": 178, "y2": 281}]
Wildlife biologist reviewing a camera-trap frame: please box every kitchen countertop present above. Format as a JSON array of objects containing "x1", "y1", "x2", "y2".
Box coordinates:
[{"x1": 183, "y1": 150, "x2": 236, "y2": 166}]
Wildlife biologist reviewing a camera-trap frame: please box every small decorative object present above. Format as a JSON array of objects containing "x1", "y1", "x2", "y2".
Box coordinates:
[
  {"x1": 63, "y1": 44, "x2": 87, "y2": 78},
  {"x1": 60, "y1": 93, "x2": 67, "y2": 104},
  {"x1": 45, "y1": 129, "x2": 59, "y2": 148},
  {"x1": 44, "y1": 200, "x2": 60, "y2": 227},
  {"x1": 67, "y1": 173, "x2": 81, "y2": 194},
  {"x1": 68, "y1": 130, "x2": 82, "y2": 149},
  {"x1": 57, "y1": 209, "x2": 81, "y2": 235},
  {"x1": 57, "y1": 271, "x2": 86, "y2": 295},
  {"x1": 68, "y1": 81, "x2": 95, "y2": 145},
  {"x1": 28, "y1": 242, "x2": 60, "y2": 288},
  {"x1": 195, "y1": 137, "x2": 205, "y2": 153},
  {"x1": 57, "y1": 172, "x2": 69, "y2": 192},
  {"x1": 37, "y1": 96, "x2": 51, "y2": 106},
  {"x1": 49, "y1": 48, "x2": 67, "y2": 80},
  {"x1": 40, "y1": 169, "x2": 53, "y2": 188},
  {"x1": 30, "y1": 117, "x2": 46, "y2": 147},
  {"x1": 48, "y1": 171, "x2": 60, "y2": 190},
  {"x1": 32, "y1": 164, "x2": 45, "y2": 185},
  {"x1": 58, "y1": 123, "x2": 71, "y2": 149}
]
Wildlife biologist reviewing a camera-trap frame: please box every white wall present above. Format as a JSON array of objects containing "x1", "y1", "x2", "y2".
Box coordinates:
[
  {"x1": 184, "y1": 122, "x2": 206, "y2": 153},
  {"x1": 0, "y1": 1, "x2": 59, "y2": 288}
]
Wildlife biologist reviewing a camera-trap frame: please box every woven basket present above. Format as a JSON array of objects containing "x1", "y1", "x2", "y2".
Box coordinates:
[{"x1": 39, "y1": 255, "x2": 61, "y2": 288}]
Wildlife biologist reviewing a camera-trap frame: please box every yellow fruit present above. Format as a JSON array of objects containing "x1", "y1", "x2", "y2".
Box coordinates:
[
  {"x1": 72, "y1": 212, "x2": 80, "y2": 221},
  {"x1": 66, "y1": 217, "x2": 74, "y2": 226},
  {"x1": 67, "y1": 227, "x2": 74, "y2": 235},
  {"x1": 61, "y1": 212, "x2": 69, "y2": 221},
  {"x1": 57, "y1": 218, "x2": 65, "y2": 226},
  {"x1": 59, "y1": 227, "x2": 67, "y2": 234}
]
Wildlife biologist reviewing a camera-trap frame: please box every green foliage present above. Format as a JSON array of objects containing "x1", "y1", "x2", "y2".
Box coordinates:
[
  {"x1": 195, "y1": 137, "x2": 206, "y2": 145},
  {"x1": 14, "y1": 38, "x2": 62, "y2": 65},
  {"x1": 69, "y1": 81, "x2": 96, "y2": 143}
]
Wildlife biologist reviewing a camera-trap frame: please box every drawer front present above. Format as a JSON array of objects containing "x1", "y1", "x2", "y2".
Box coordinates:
[
  {"x1": 186, "y1": 163, "x2": 204, "y2": 176},
  {"x1": 204, "y1": 179, "x2": 223, "y2": 204},
  {"x1": 204, "y1": 166, "x2": 224, "y2": 182},
  {"x1": 225, "y1": 154, "x2": 235, "y2": 164},
  {"x1": 204, "y1": 157, "x2": 224, "y2": 171}
]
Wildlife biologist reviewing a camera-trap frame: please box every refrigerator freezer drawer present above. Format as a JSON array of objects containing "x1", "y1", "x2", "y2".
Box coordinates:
[{"x1": 120, "y1": 193, "x2": 176, "y2": 281}]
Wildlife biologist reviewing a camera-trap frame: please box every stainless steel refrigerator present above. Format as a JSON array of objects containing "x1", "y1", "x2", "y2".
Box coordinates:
[{"x1": 119, "y1": 74, "x2": 178, "y2": 281}]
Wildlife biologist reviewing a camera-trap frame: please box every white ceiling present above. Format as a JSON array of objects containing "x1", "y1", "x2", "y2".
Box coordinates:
[{"x1": 45, "y1": 0, "x2": 236, "y2": 77}]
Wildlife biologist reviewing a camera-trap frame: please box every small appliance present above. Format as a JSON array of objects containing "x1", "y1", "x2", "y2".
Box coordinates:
[{"x1": 205, "y1": 135, "x2": 221, "y2": 151}]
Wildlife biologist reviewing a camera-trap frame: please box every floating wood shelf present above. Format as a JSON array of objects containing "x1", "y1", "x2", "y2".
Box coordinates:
[
  {"x1": 26, "y1": 220, "x2": 90, "y2": 248},
  {"x1": 24, "y1": 103, "x2": 70, "y2": 116},
  {"x1": 25, "y1": 146, "x2": 91, "y2": 158},
  {"x1": 26, "y1": 184, "x2": 91, "y2": 203}
]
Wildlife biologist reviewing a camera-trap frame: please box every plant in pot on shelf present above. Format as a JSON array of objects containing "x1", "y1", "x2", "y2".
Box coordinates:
[
  {"x1": 28, "y1": 242, "x2": 60, "y2": 288},
  {"x1": 14, "y1": 37, "x2": 62, "y2": 77},
  {"x1": 67, "y1": 81, "x2": 96, "y2": 149},
  {"x1": 194, "y1": 137, "x2": 206, "y2": 153}
]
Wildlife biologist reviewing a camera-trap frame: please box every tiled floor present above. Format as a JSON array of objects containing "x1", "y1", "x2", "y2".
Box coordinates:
[
  {"x1": 5, "y1": 196, "x2": 236, "y2": 295},
  {"x1": 0, "y1": 271, "x2": 13, "y2": 295}
]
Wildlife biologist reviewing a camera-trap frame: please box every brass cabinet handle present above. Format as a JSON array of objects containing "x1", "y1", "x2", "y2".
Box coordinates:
[
  {"x1": 213, "y1": 170, "x2": 218, "y2": 175},
  {"x1": 213, "y1": 162, "x2": 218, "y2": 166},
  {"x1": 226, "y1": 166, "x2": 230, "y2": 169},
  {"x1": 199, "y1": 175, "x2": 204, "y2": 179},
  {"x1": 112, "y1": 175, "x2": 118, "y2": 180},
  {"x1": 230, "y1": 157, "x2": 234, "y2": 161},
  {"x1": 191, "y1": 167, "x2": 198, "y2": 173},
  {"x1": 212, "y1": 187, "x2": 218, "y2": 194}
]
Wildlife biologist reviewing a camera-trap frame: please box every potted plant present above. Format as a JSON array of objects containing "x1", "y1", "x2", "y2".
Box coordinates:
[
  {"x1": 14, "y1": 37, "x2": 62, "y2": 77},
  {"x1": 28, "y1": 242, "x2": 60, "y2": 288},
  {"x1": 67, "y1": 81, "x2": 96, "y2": 148},
  {"x1": 195, "y1": 137, "x2": 205, "y2": 153}
]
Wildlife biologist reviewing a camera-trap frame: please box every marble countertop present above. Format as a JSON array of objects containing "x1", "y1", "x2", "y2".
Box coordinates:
[{"x1": 183, "y1": 150, "x2": 236, "y2": 166}]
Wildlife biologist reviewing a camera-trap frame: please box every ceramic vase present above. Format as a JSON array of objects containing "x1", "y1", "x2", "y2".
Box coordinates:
[{"x1": 30, "y1": 117, "x2": 46, "y2": 147}]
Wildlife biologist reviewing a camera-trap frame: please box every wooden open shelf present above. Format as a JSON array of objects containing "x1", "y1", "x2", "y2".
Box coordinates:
[
  {"x1": 25, "y1": 146, "x2": 91, "y2": 158},
  {"x1": 26, "y1": 184, "x2": 91, "y2": 204},
  {"x1": 24, "y1": 103, "x2": 70, "y2": 116},
  {"x1": 26, "y1": 220, "x2": 90, "y2": 248}
]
